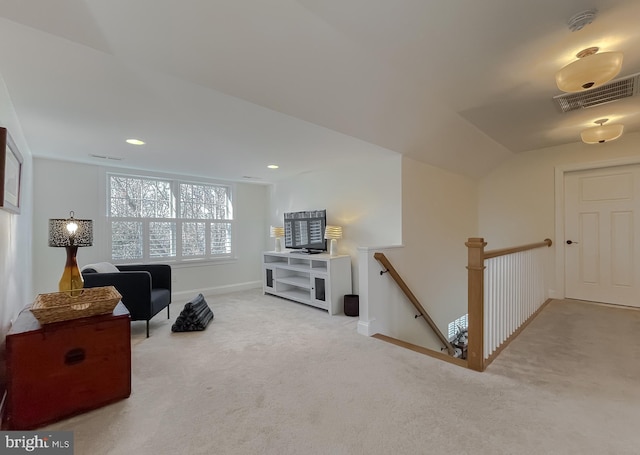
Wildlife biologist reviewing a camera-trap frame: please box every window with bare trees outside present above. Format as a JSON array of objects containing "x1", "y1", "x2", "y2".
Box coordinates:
[{"x1": 108, "y1": 174, "x2": 233, "y2": 263}]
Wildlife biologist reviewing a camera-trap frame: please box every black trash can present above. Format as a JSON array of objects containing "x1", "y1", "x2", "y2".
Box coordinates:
[{"x1": 343, "y1": 294, "x2": 359, "y2": 317}]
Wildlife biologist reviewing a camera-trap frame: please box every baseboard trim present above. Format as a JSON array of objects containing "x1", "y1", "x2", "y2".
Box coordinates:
[
  {"x1": 372, "y1": 333, "x2": 468, "y2": 368},
  {"x1": 357, "y1": 319, "x2": 377, "y2": 336},
  {"x1": 172, "y1": 281, "x2": 261, "y2": 302},
  {"x1": 548, "y1": 289, "x2": 562, "y2": 299}
]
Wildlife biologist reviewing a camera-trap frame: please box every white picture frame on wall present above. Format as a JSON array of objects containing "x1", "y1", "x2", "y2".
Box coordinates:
[{"x1": 0, "y1": 127, "x2": 23, "y2": 214}]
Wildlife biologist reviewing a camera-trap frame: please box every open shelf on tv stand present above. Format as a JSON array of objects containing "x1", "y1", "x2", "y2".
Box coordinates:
[{"x1": 289, "y1": 248, "x2": 324, "y2": 255}]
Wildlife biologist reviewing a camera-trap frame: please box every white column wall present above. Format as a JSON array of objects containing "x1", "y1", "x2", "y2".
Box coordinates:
[
  {"x1": 361, "y1": 156, "x2": 478, "y2": 351},
  {"x1": 398, "y1": 157, "x2": 478, "y2": 346}
]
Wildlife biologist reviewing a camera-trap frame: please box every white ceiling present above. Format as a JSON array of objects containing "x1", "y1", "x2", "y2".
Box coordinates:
[{"x1": 1, "y1": 0, "x2": 639, "y2": 182}]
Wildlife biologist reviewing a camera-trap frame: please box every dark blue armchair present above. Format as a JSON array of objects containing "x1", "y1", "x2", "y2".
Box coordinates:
[{"x1": 82, "y1": 264, "x2": 172, "y2": 337}]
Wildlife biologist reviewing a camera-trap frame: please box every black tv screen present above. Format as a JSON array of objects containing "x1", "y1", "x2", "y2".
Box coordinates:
[{"x1": 284, "y1": 210, "x2": 327, "y2": 253}]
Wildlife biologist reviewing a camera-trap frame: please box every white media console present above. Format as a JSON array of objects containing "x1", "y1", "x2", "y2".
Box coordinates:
[{"x1": 262, "y1": 251, "x2": 352, "y2": 315}]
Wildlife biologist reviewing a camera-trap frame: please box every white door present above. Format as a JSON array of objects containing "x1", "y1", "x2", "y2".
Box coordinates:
[{"x1": 564, "y1": 165, "x2": 640, "y2": 307}]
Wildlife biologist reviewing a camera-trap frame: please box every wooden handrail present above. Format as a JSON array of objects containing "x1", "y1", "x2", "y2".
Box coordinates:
[
  {"x1": 374, "y1": 252, "x2": 456, "y2": 356},
  {"x1": 484, "y1": 238, "x2": 552, "y2": 260}
]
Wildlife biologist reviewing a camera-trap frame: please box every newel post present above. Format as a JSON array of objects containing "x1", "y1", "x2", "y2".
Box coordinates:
[{"x1": 466, "y1": 237, "x2": 487, "y2": 372}]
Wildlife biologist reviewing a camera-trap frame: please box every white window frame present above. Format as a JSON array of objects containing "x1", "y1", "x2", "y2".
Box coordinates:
[
  {"x1": 448, "y1": 313, "x2": 468, "y2": 341},
  {"x1": 105, "y1": 171, "x2": 235, "y2": 264}
]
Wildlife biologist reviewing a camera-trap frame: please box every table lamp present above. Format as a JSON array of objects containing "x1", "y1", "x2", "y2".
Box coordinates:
[
  {"x1": 270, "y1": 226, "x2": 285, "y2": 252},
  {"x1": 324, "y1": 225, "x2": 342, "y2": 256},
  {"x1": 49, "y1": 211, "x2": 93, "y2": 295}
]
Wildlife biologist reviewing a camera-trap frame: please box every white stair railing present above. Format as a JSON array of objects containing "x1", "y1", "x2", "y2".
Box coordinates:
[
  {"x1": 483, "y1": 249, "x2": 547, "y2": 359},
  {"x1": 466, "y1": 238, "x2": 552, "y2": 371}
]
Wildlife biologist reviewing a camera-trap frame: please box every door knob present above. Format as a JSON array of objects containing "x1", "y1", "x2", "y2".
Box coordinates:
[{"x1": 566, "y1": 240, "x2": 579, "y2": 245}]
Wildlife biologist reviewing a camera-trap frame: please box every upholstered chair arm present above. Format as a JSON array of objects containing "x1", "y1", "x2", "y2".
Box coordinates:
[
  {"x1": 116, "y1": 264, "x2": 172, "y2": 295},
  {"x1": 82, "y1": 271, "x2": 153, "y2": 320}
]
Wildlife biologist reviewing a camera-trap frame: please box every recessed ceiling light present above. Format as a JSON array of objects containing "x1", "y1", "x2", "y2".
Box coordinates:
[
  {"x1": 89, "y1": 153, "x2": 123, "y2": 161},
  {"x1": 267, "y1": 164, "x2": 279, "y2": 169},
  {"x1": 126, "y1": 139, "x2": 145, "y2": 145}
]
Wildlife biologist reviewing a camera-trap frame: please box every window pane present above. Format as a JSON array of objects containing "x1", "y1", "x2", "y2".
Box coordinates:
[
  {"x1": 111, "y1": 221, "x2": 143, "y2": 260},
  {"x1": 109, "y1": 175, "x2": 172, "y2": 218},
  {"x1": 211, "y1": 222, "x2": 232, "y2": 255},
  {"x1": 448, "y1": 314, "x2": 468, "y2": 340},
  {"x1": 182, "y1": 222, "x2": 206, "y2": 256},
  {"x1": 150, "y1": 222, "x2": 176, "y2": 258},
  {"x1": 110, "y1": 176, "x2": 140, "y2": 217},
  {"x1": 109, "y1": 174, "x2": 233, "y2": 262},
  {"x1": 180, "y1": 183, "x2": 232, "y2": 220}
]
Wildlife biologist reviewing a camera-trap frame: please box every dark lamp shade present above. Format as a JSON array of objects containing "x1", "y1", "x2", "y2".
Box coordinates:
[{"x1": 48, "y1": 218, "x2": 93, "y2": 247}]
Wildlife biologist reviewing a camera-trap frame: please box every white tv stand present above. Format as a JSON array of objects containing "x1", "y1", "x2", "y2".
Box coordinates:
[{"x1": 262, "y1": 251, "x2": 352, "y2": 315}]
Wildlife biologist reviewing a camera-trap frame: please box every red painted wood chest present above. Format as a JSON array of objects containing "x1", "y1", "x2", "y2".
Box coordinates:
[{"x1": 5, "y1": 303, "x2": 131, "y2": 430}]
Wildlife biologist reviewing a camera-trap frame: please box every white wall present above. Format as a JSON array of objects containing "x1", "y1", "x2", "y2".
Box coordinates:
[
  {"x1": 32, "y1": 160, "x2": 102, "y2": 294},
  {"x1": 32, "y1": 158, "x2": 268, "y2": 299},
  {"x1": 478, "y1": 131, "x2": 640, "y2": 296},
  {"x1": 0, "y1": 74, "x2": 34, "y2": 363},
  {"x1": 269, "y1": 153, "x2": 403, "y2": 293},
  {"x1": 359, "y1": 157, "x2": 477, "y2": 350},
  {"x1": 271, "y1": 152, "x2": 477, "y2": 351},
  {"x1": 399, "y1": 157, "x2": 477, "y2": 341}
]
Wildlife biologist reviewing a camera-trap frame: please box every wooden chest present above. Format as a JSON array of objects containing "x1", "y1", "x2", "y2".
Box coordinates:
[{"x1": 5, "y1": 303, "x2": 131, "y2": 430}]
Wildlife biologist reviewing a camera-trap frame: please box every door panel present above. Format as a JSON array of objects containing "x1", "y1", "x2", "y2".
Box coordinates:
[
  {"x1": 611, "y1": 211, "x2": 633, "y2": 286},
  {"x1": 579, "y1": 212, "x2": 599, "y2": 284},
  {"x1": 565, "y1": 165, "x2": 640, "y2": 307}
]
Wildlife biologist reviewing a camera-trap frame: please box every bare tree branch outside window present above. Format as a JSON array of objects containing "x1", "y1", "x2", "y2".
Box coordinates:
[{"x1": 108, "y1": 175, "x2": 233, "y2": 262}]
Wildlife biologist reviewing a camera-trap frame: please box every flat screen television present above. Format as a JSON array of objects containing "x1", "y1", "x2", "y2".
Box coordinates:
[{"x1": 284, "y1": 210, "x2": 327, "y2": 254}]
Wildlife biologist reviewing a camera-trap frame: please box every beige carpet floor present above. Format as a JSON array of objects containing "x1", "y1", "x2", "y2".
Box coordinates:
[{"x1": 43, "y1": 291, "x2": 640, "y2": 455}]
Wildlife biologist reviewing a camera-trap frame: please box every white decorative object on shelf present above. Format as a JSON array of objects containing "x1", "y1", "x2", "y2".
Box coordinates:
[
  {"x1": 324, "y1": 225, "x2": 343, "y2": 256},
  {"x1": 262, "y1": 251, "x2": 352, "y2": 315},
  {"x1": 270, "y1": 226, "x2": 285, "y2": 252}
]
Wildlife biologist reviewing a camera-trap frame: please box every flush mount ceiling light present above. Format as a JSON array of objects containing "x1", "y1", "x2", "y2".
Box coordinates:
[
  {"x1": 581, "y1": 118, "x2": 624, "y2": 144},
  {"x1": 126, "y1": 138, "x2": 145, "y2": 145},
  {"x1": 267, "y1": 164, "x2": 279, "y2": 169},
  {"x1": 556, "y1": 47, "x2": 623, "y2": 92}
]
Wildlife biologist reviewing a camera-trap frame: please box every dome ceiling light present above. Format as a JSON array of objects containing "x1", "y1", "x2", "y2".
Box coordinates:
[
  {"x1": 556, "y1": 47, "x2": 623, "y2": 92},
  {"x1": 581, "y1": 118, "x2": 624, "y2": 144}
]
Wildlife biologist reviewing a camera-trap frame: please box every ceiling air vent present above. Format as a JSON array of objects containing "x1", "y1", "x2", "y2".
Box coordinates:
[{"x1": 553, "y1": 72, "x2": 640, "y2": 113}]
